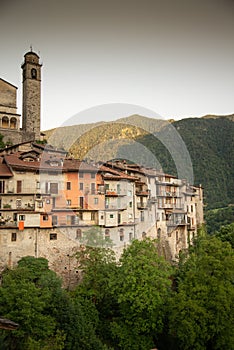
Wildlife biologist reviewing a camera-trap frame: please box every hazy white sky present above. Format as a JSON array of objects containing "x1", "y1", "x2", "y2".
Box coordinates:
[{"x1": 0, "y1": 0, "x2": 233, "y2": 130}]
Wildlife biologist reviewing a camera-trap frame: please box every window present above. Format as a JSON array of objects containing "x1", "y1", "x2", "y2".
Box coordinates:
[
  {"x1": 76, "y1": 229, "x2": 82, "y2": 239},
  {"x1": 19, "y1": 215, "x2": 25, "y2": 221},
  {"x1": 46, "y1": 199, "x2": 50, "y2": 204},
  {"x1": 67, "y1": 182, "x2": 71, "y2": 190},
  {"x1": 140, "y1": 211, "x2": 144, "y2": 222},
  {"x1": 119, "y1": 228, "x2": 124, "y2": 241},
  {"x1": 16, "y1": 199, "x2": 22, "y2": 208},
  {"x1": 37, "y1": 201, "x2": 43, "y2": 208},
  {"x1": 17, "y1": 180, "x2": 22, "y2": 193},
  {"x1": 79, "y1": 197, "x2": 84, "y2": 209},
  {"x1": 50, "y1": 183, "x2": 58, "y2": 194},
  {"x1": 79, "y1": 172, "x2": 84, "y2": 178},
  {"x1": 110, "y1": 214, "x2": 114, "y2": 219},
  {"x1": 71, "y1": 216, "x2": 76, "y2": 225},
  {"x1": 0, "y1": 181, "x2": 5, "y2": 194},
  {"x1": 66, "y1": 199, "x2": 71, "y2": 206},
  {"x1": 79, "y1": 183, "x2": 84, "y2": 190},
  {"x1": 191, "y1": 205, "x2": 193, "y2": 213},
  {"x1": 94, "y1": 197, "x2": 98, "y2": 205},
  {"x1": 157, "y1": 228, "x2": 161, "y2": 239},
  {"x1": 11, "y1": 232, "x2": 17, "y2": 242},
  {"x1": 91, "y1": 212, "x2": 95, "y2": 221},
  {"x1": 43, "y1": 214, "x2": 48, "y2": 221},
  {"x1": 2, "y1": 116, "x2": 9, "y2": 128},
  {"x1": 36, "y1": 181, "x2": 40, "y2": 189},
  {"x1": 105, "y1": 198, "x2": 110, "y2": 209},
  {"x1": 91, "y1": 183, "x2": 96, "y2": 194},
  {"x1": 91, "y1": 173, "x2": 95, "y2": 179},
  {"x1": 105, "y1": 229, "x2": 110, "y2": 240},
  {"x1": 129, "y1": 232, "x2": 133, "y2": 241},
  {"x1": 50, "y1": 233, "x2": 57, "y2": 240},
  {"x1": 129, "y1": 201, "x2": 132, "y2": 208},
  {"x1": 31, "y1": 68, "x2": 37, "y2": 79},
  {"x1": 52, "y1": 215, "x2": 58, "y2": 226}
]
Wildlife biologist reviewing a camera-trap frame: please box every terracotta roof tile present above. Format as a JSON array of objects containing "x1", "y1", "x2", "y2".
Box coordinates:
[{"x1": 0, "y1": 163, "x2": 13, "y2": 177}]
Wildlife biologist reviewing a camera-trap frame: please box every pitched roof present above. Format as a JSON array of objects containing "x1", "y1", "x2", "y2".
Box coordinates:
[{"x1": 0, "y1": 162, "x2": 13, "y2": 177}]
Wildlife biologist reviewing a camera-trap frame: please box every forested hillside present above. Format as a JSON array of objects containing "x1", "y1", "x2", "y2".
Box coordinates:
[
  {"x1": 125, "y1": 116, "x2": 234, "y2": 209},
  {"x1": 44, "y1": 115, "x2": 234, "y2": 209},
  {"x1": 0, "y1": 233, "x2": 233, "y2": 350}
]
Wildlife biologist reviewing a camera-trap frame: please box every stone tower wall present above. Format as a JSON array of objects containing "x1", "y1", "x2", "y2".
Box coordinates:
[{"x1": 21, "y1": 52, "x2": 42, "y2": 141}]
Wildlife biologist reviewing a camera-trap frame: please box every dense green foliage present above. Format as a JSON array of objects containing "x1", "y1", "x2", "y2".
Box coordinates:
[
  {"x1": 168, "y1": 236, "x2": 234, "y2": 350},
  {"x1": 205, "y1": 206, "x2": 234, "y2": 234},
  {"x1": 117, "y1": 117, "x2": 234, "y2": 209},
  {"x1": 0, "y1": 133, "x2": 5, "y2": 149},
  {"x1": 214, "y1": 222, "x2": 234, "y2": 248},
  {"x1": 0, "y1": 257, "x2": 107, "y2": 350},
  {"x1": 0, "y1": 230, "x2": 233, "y2": 349}
]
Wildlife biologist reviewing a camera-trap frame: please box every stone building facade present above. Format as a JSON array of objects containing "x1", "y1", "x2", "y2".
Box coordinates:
[{"x1": 0, "y1": 141, "x2": 204, "y2": 285}]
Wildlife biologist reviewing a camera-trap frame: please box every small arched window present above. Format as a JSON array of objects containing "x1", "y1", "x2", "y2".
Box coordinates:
[
  {"x1": 2, "y1": 116, "x2": 9, "y2": 128},
  {"x1": 31, "y1": 68, "x2": 37, "y2": 79},
  {"x1": 10, "y1": 117, "x2": 17, "y2": 129}
]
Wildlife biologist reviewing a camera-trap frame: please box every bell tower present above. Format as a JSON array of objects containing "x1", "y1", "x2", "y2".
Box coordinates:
[{"x1": 21, "y1": 50, "x2": 42, "y2": 140}]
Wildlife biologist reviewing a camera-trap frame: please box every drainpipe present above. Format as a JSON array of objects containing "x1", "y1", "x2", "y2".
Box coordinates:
[{"x1": 35, "y1": 228, "x2": 38, "y2": 258}]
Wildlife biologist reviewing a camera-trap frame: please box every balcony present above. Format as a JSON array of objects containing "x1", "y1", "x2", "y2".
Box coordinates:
[
  {"x1": 166, "y1": 220, "x2": 187, "y2": 226},
  {"x1": 137, "y1": 202, "x2": 148, "y2": 209},
  {"x1": 159, "y1": 203, "x2": 174, "y2": 209},
  {"x1": 105, "y1": 204, "x2": 125, "y2": 210},
  {"x1": 135, "y1": 190, "x2": 150, "y2": 196},
  {"x1": 105, "y1": 190, "x2": 126, "y2": 196},
  {"x1": 0, "y1": 218, "x2": 17, "y2": 227}
]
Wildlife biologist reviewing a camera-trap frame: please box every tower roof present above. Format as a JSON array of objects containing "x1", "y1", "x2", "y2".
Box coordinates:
[{"x1": 24, "y1": 51, "x2": 40, "y2": 58}]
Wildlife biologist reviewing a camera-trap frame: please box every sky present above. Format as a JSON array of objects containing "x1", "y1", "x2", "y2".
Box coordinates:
[{"x1": 0, "y1": 0, "x2": 233, "y2": 130}]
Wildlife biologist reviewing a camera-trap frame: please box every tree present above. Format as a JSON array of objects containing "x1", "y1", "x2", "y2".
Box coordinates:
[
  {"x1": 0, "y1": 133, "x2": 5, "y2": 148},
  {"x1": 214, "y1": 222, "x2": 234, "y2": 248},
  {"x1": 109, "y1": 239, "x2": 173, "y2": 350},
  {"x1": 80, "y1": 225, "x2": 113, "y2": 248},
  {"x1": 0, "y1": 256, "x2": 111, "y2": 349},
  {"x1": 75, "y1": 241, "x2": 117, "y2": 348},
  {"x1": 0, "y1": 259, "x2": 58, "y2": 349},
  {"x1": 168, "y1": 236, "x2": 234, "y2": 350}
]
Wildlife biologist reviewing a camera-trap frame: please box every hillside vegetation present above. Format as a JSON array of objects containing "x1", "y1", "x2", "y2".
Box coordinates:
[{"x1": 44, "y1": 114, "x2": 234, "y2": 209}]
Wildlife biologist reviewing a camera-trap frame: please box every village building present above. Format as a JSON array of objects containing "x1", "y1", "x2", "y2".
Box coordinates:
[{"x1": 0, "y1": 51, "x2": 204, "y2": 285}]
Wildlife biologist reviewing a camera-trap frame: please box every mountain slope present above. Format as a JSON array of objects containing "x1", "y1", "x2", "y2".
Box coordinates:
[{"x1": 44, "y1": 115, "x2": 234, "y2": 209}]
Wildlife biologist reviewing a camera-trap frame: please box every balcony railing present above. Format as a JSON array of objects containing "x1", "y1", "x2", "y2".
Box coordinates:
[
  {"x1": 0, "y1": 220, "x2": 17, "y2": 227},
  {"x1": 137, "y1": 202, "x2": 148, "y2": 209},
  {"x1": 136, "y1": 190, "x2": 150, "y2": 196},
  {"x1": 166, "y1": 220, "x2": 187, "y2": 226}
]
